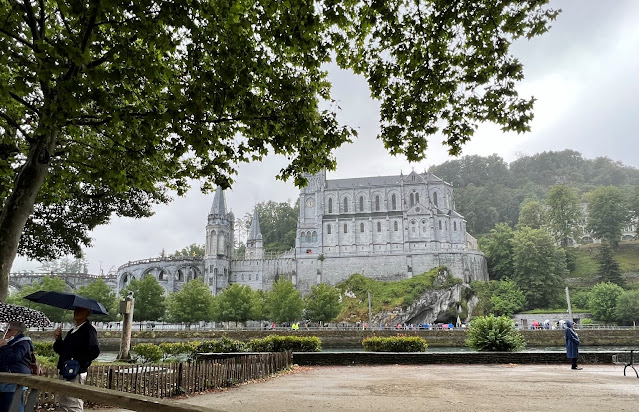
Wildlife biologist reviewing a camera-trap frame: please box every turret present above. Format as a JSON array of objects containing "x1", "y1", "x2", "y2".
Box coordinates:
[
  {"x1": 246, "y1": 208, "x2": 264, "y2": 259},
  {"x1": 205, "y1": 186, "x2": 234, "y2": 295}
]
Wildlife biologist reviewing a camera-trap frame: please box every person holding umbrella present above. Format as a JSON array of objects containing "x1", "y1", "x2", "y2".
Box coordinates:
[
  {"x1": 0, "y1": 321, "x2": 34, "y2": 412},
  {"x1": 53, "y1": 306, "x2": 100, "y2": 412}
]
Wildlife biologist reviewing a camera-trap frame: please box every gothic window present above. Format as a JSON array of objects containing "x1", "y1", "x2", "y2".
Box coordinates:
[
  {"x1": 439, "y1": 221, "x2": 442, "y2": 230},
  {"x1": 394, "y1": 221, "x2": 399, "y2": 231},
  {"x1": 301, "y1": 232, "x2": 307, "y2": 243},
  {"x1": 328, "y1": 198, "x2": 333, "y2": 213},
  {"x1": 410, "y1": 193, "x2": 414, "y2": 207},
  {"x1": 359, "y1": 196, "x2": 364, "y2": 211},
  {"x1": 256, "y1": 274, "x2": 259, "y2": 280},
  {"x1": 177, "y1": 270, "x2": 184, "y2": 281},
  {"x1": 360, "y1": 223, "x2": 365, "y2": 233},
  {"x1": 241, "y1": 274, "x2": 244, "y2": 281},
  {"x1": 434, "y1": 192, "x2": 438, "y2": 207},
  {"x1": 158, "y1": 271, "x2": 166, "y2": 281},
  {"x1": 344, "y1": 224, "x2": 348, "y2": 233},
  {"x1": 214, "y1": 268, "x2": 218, "y2": 276},
  {"x1": 391, "y1": 194, "x2": 397, "y2": 210},
  {"x1": 224, "y1": 268, "x2": 227, "y2": 276},
  {"x1": 249, "y1": 274, "x2": 251, "y2": 280},
  {"x1": 415, "y1": 193, "x2": 419, "y2": 203},
  {"x1": 312, "y1": 231, "x2": 318, "y2": 242},
  {"x1": 445, "y1": 221, "x2": 448, "y2": 230},
  {"x1": 343, "y1": 197, "x2": 348, "y2": 212},
  {"x1": 327, "y1": 224, "x2": 332, "y2": 234},
  {"x1": 454, "y1": 221, "x2": 457, "y2": 231},
  {"x1": 375, "y1": 195, "x2": 380, "y2": 211},
  {"x1": 377, "y1": 222, "x2": 382, "y2": 232}
]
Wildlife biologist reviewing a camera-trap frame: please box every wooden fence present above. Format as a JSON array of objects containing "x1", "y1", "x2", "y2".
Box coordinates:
[{"x1": 34, "y1": 351, "x2": 292, "y2": 408}]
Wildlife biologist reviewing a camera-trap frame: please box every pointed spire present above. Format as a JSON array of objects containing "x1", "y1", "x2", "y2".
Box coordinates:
[
  {"x1": 210, "y1": 186, "x2": 227, "y2": 216},
  {"x1": 248, "y1": 208, "x2": 262, "y2": 240}
]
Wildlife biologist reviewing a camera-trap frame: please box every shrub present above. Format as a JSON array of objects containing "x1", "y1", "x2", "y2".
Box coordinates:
[
  {"x1": 33, "y1": 341, "x2": 55, "y2": 358},
  {"x1": 159, "y1": 342, "x2": 200, "y2": 361},
  {"x1": 361, "y1": 335, "x2": 428, "y2": 352},
  {"x1": 132, "y1": 343, "x2": 163, "y2": 363},
  {"x1": 194, "y1": 337, "x2": 247, "y2": 354},
  {"x1": 466, "y1": 315, "x2": 525, "y2": 351},
  {"x1": 248, "y1": 335, "x2": 322, "y2": 352},
  {"x1": 580, "y1": 318, "x2": 593, "y2": 325}
]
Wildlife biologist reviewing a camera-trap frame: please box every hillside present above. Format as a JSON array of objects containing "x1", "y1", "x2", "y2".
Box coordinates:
[{"x1": 567, "y1": 241, "x2": 639, "y2": 290}]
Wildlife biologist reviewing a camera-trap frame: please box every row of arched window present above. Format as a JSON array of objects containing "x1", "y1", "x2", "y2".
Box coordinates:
[
  {"x1": 326, "y1": 191, "x2": 444, "y2": 213},
  {"x1": 300, "y1": 231, "x2": 318, "y2": 243},
  {"x1": 232, "y1": 273, "x2": 260, "y2": 281},
  {"x1": 326, "y1": 221, "x2": 401, "y2": 234}
]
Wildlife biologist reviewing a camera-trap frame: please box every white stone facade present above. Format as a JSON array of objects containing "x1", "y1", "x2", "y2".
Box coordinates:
[{"x1": 117, "y1": 171, "x2": 488, "y2": 295}]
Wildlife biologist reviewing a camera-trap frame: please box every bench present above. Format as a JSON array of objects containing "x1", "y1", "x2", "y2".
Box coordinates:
[{"x1": 612, "y1": 349, "x2": 638, "y2": 378}]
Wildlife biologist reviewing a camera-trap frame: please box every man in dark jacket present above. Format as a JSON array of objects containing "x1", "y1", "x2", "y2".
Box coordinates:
[
  {"x1": 565, "y1": 320, "x2": 581, "y2": 370},
  {"x1": 0, "y1": 321, "x2": 32, "y2": 412},
  {"x1": 53, "y1": 307, "x2": 100, "y2": 412}
]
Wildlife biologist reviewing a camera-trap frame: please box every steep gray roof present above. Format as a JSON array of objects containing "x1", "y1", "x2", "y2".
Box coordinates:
[
  {"x1": 248, "y1": 209, "x2": 262, "y2": 240},
  {"x1": 210, "y1": 186, "x2": 227, "y2": 216}
]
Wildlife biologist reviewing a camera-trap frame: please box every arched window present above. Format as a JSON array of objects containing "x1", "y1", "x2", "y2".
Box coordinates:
[
  {"x1": 343, "y1": 197, "x2": 348, "y2": 212},
  {"x1": 415, "y1": 193, "x2": 419, "y2": 203},
  {"x1": 343, "y1": 224, "x2": 348, "y2": 233},
  {"x1": 177, "y1": 270, "x2": 184, "y2": 281},
  {"x1": 224, "y1": 268, "x2": 228, "y2": 276},
  {"x1": 375, "y1": 195, "x2": 380, "y2": 211},
  {"x1": 454, "y1": 221, "x2": 457, "y2": 231},
  {"x1": 445, "y1": 221, "x2": 448, "y2": 230},
  {"x1": 439, "y1": 221, "x2": 442, "y2": 230},
  {"x1": 359, "y1": 196, "x2": 364, "y2": 211},
  {"x1": 256, "y1": 274, "x2": 259, "y2": 280},
  {"x1": 248, "y1": 274, "x2": 251, "y2": 280},
  {"x1": 377, "y1": 222, "x2": 382, "y2": 232},
  {"x1": 241, "y1": 274, "x2": 244, "y2": 280},
  {"x1": 301, "y1": 232, "x2": 307, "y2": 243},
  {"x1": 391, "y1": 194, "x2": 397, "y2": 210},
  {"x1": 328, "y1": 198, "x2": 333, "y2": 213},
  {"x1": 410, "y1": 193, "x2": 414, "y2": 207},
  {"x1": 394, "y1": 221, "x2": 399, "y2": 231},
  {"x1": 327, "y1": 224, "x2": 332, "y2": 234},
  {"x1": 312, "y1": 231, "x2": 318, "y2": 242},
  {"x1": 433, "y1": 192, "x2": 438, "y2": 207},
  {"x1": 360, "y1": 223, "x2": 365, "y2": 233},
  {"x1": 214, "y1": 268, "x2": 218, "y2": 277}
]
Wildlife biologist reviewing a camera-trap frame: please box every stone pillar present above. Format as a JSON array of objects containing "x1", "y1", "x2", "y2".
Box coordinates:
[{"x1": 117, "y1": 295, "x2": 135, "y2": 361}]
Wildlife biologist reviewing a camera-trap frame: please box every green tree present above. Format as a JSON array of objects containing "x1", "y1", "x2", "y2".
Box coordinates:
[
  {"x1": 7, "y1": 276, "x2": 70, "y2": 323},
  {"x1": 77, "y1": 278, "x2": 118, "y2": 321},
  {"x1": 121, "y1": 276, "x2": 166, "y2": 321},
  {"x1": 254, "y1": 201, "x2": 300, "y2": 252},
  {"x1": 39, "y1": 256, "x2": 88, "y2": 274},
  {"x1": 167, "y1": 278, "x2": 214, "y2": 325},
  {"x1": 215, "y1": 283, "x2": 255, "y2": 328},
  {"x1": 472, "y1": 280, "x2": 526, "y2": 317},
  {"x1": 516, "y1": 200, "x2": 546, "y2": 230},
  {"x1": 170, "y1": 244, "x2": 205, "y2": 258},
  {"x1": 596, "y1": 241, "x2": 624, "y2": 286},
  {"x1": 304, "y1": 283, "x2": 342, "y2": 324},
  {"x1": 588, "y1": 282, "x2": 624, "y2": 323},
  {"x1": 465, "y1": 315, "x2": 525, "y2": 352},
  {"x1": 615, "y1": 290, "x2": 639, "y2": 326},
  {"x1": 546, "y1": 185, "x2": 582, "y2": 248},
  {"x1": 0, "y1": 1, "x2": 560, "y2": 301},
  {"x1": 479, "y1": 223, "x2": 514, "y2": 280},
  {"x1": 586, "y1": 186, "x2": 630, "y2": 246},
  {"x1": 266, "y1": 279, "x2": 303, "y2": 323},
  {"x1": 631, "y1": 186, "x2": 639, "y2": 237},
  {"x1": 511, "y1": 227, "x2": 565, "y2": 309}
]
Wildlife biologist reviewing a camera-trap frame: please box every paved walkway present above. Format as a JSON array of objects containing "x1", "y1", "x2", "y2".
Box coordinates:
[{"x1": 95, "y1": 364, "x2": 639, "y2": 412}]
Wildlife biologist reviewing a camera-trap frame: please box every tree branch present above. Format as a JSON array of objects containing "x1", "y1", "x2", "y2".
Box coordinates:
[
  {"x1": 38, "y1": 0, "x2": 45, "y2": 38},
  {"x1": 0, "y1": 27, "x2": 34, "y2": 49},
  {"x1": 0, "y1": 111, "x2": 30, "y2": 139},
  {"x1": 8, "y1": 91, "x2": 41, "y2": 116},
  {"x1": 80, "y1": 0, "x2": 100, "y2": 53}
]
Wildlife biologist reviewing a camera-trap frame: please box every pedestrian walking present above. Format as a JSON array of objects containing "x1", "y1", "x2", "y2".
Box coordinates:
[{"x1": 565, "y1": 320, "x2": 581, "y2": 370}]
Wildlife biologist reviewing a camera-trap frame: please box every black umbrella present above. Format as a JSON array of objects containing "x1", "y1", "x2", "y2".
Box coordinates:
[
  {"x1": 24, "y1": 291, "x2": 109, "y2": 316},
  {"x1": 0, "y1": 302, "x2": 52, "y2": 328}
]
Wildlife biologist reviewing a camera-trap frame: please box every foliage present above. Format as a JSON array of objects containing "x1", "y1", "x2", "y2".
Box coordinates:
[
  {"x1": 546, "y1": 185, "x2": 582, "y2": 248},
  {"x1": 171, "y1": 244, "x2": 205, "y2": 258},
  {"x1": 596, "y1": 241, "x2": 624, "y2": 286},
  {"x1": 38, "y1": 257, "x2": 88, "y2": 274},
  {"x1": 7, "y1": 276, "x2": 71, "y2": 323},
  {"x1": 586, "y1": 186, "x2": 630, "y2": 246},
  {"x1": 615, "y1": 290, "x2": 639, "y2": 325},
  {"x1": 120, "y1": 276, "x2": 167, "y2": 322},
  {"x1": 33, "y1": 341, "x2": 55, "y2": 358},
  {"x1": 304, "y1": 283, "x2": 342, "y2": 324},
  {"x1": 517, "y1": 200, "x2": 546, "y2": 229},
  {"x1": 361, "y1": 336, "x2": 428, "y2": 352},
  {"x1": 77, "y1": 278, "x2": 119, "y2": 321},
  {"x1": 194, "y1": 337, "x2": 247, "y2": 354},
  {"x1": 265, "y1": 279, "x2": 304, "y2": 323},
  {"x1": 252, "y1": 201, "x2": 299, "y2": 252},
  {"x1": 479, "y1": 223, "x2": 515, "y2": 280},
  {"x1": 471, "y1": 280, "x2": 526, "y2": 317},
  {"x1": 158, "y1": 342, "x2": 200, "y2": 361},
  {"x1": 570, "y1": 291, "x2": 591, "y2": 310},
  {"x1": 132, "y1": 343, "x2": 164, "y2": 364},
  {"x1": 214, "y1": 283, "x2": 256, "y2": 326},
  {"x1": 631, "y1": 187, "x2": 639, "y2": 237},
  {"x1": 511, "y1": 227, "x2": 565, "y2": 309},
  {"x1": 248, "y1": 336, "x2": 322, "y2": 352},
  {"x1": 465, "y1": 315, "x2": 525, "y2": 351},
  {"x1": 337, "y1": 268, "x2": 447, "y2": 321},
  {"x1": 588, "y1": 282, "x2": 624, "y2": 323},
  {"x1": 167, "y1": 278, "x2": 214, "y2": 324},
  {"x1": 580, "y1": 318, "x2": 593, "y2": 325}
]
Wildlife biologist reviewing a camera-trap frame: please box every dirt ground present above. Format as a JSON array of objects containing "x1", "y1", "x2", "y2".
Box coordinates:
[{"x1": 98, "y1": 364, "x2": 639, "y2": 412}]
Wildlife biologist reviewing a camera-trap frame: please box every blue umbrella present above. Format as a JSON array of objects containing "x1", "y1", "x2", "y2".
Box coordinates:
[{"x1": 24, "y1": 291, "x2": 109, "y2": 316}]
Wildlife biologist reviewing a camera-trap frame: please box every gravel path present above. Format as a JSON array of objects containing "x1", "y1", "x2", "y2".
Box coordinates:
[{"x1": 96, "y1": 364, "x2": 639, "y2": 412}]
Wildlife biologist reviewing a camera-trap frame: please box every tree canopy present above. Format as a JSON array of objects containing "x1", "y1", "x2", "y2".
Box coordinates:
[
  {"x1": 120, "y1": 276, "x2": 166, "y2": 321},
  {"x1": 304, "y1": 283, "x2": 342, "y2": 324},
  {"x1": 7, "y1": 275, "x2": 70, "y2": 323},
  {"x1": 167, "y1": 278, "x2": 214, "y2": 325},
  {"x1": 0, "y1": 0, "x2": 560, "y2": 300},
  {"x1": 546, "y1": 185, "x2": 582, "y2": 248},
  {"x1": 266, "y1": 279, "x2": 303, "y2": 323},
  {"x1": 77, "y1": 277, "x2": 119, "y2": 321},
  {"x1": 586, "y1": 186, "x2": 630, "y2": 246},
  {"x1": 214, "y1": 283, "x2": 256, "y2": 327}
]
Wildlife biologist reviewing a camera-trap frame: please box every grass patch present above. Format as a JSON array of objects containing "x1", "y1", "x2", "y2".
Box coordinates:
[{"x1": 335, "y1": 266, "x2": 457, "y2": 322}]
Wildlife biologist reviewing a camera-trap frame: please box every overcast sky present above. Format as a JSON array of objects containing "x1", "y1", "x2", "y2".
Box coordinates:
[{"x1": 12, "y1": 0, "x2": 639, "y2": 275}]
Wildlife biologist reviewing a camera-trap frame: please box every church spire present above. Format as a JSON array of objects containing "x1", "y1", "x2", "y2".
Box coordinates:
[
  {"x1": 210, "y1": 186, "x2": 227, "y2": 216},
  {"x1": 248, "y1": 208, "x2": 262, "y2": 241}
]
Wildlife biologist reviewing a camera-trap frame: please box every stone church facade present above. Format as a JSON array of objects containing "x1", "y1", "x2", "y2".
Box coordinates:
[{"x1": 116, "y1": 170, "x2": 488, "y2": 295}]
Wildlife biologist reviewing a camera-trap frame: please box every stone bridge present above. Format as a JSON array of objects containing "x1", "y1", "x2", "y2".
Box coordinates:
[{"x1": 8, "y1": 272, "x2": 118, "y2": 294}]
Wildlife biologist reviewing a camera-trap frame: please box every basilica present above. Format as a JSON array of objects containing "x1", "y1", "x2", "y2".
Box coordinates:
[{"x1": 116, "y1": 170, "x2": 488, "y2": 295}]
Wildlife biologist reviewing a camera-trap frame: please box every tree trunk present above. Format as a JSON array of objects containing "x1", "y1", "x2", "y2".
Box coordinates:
[{"x1": 0, "y1": 130, "x2": 57, "y2": 301}]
